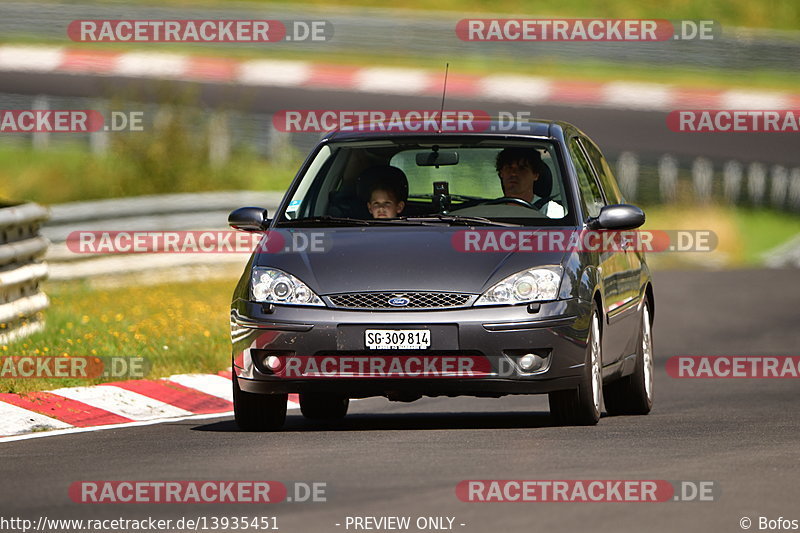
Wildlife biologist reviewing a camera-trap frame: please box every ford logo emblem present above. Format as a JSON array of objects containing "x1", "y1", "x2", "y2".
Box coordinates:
[{"x1": 388, "y1": 296, "x2": 410, "y2": 307}]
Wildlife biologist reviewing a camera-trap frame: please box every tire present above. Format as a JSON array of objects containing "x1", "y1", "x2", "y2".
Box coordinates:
[
  {"x1": 300, "y1": 393, "x2": 349, "y2": 420},
  {"x1": 233, "y1": 377, "x2": 287, "y2": 431},
  {"x1": 603, "y1": 303, "x2": 654, "y2": 416},
  {"x1": 549, "y1": 308, "x2": 602, "y2": 426}
]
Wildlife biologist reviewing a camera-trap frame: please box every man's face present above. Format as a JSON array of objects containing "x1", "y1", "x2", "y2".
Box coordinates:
[
  {"x1": 368, "y1": 189, "x2": 405, "y2": 218},
  {"x1": 498, "y1": 159, "x2": 539, "y2": 202}
]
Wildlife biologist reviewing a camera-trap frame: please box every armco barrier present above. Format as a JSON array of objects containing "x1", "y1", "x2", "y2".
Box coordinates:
[
  {"x1": 0, "y1": 201, "x2": 50, "y2": 344},
  {"x1": 42, "y1": 191, "x2": 283, "y2": 280}
]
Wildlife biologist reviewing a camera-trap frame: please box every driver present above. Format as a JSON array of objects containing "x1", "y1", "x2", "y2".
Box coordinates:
[{"x1": 496, "y1": 148, "x2": 565, "y2": 218}]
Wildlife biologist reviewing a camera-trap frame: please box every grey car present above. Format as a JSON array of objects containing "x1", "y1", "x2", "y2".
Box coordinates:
[{"x1": 228, "y1": 119, "x2": 655, "y2": 430}]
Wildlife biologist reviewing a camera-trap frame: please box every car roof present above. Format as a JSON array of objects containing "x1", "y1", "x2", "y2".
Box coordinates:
[{"x1": 321, "y1": 119, "x2": 578, "y2": 143}]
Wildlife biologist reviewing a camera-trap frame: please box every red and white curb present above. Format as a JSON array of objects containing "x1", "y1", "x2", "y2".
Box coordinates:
[
  {"x1": 1, "y1": 45, "x2": 798, "y2": 111},
  {"x1": 0, "y1": 371, "x2": 300, "y2": 442}
]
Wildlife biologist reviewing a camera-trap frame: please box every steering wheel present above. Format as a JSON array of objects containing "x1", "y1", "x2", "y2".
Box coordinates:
[{"x1": 481, "y1": 197, "x2": 537, "y2": 209}]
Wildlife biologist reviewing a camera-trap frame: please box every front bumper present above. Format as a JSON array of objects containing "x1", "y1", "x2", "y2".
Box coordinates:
[{"x1": 231, "y1": 298, "x2": 592, "y2": 398}]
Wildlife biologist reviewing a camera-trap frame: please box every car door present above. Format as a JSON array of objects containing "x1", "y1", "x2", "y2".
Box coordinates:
[
  {"x1": 567, "y1": 136, "x2": 627, "y2": 366},
  {"x1": 579, "y1": 136, "x2": 643, "y2": 359}
]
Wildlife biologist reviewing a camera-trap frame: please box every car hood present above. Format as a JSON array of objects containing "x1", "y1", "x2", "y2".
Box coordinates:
[{"x1": 253, "y1": 227, "x2": 567, "y2": 294}]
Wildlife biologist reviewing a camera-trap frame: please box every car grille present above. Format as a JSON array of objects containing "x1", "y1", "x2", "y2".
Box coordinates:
[{"x1": 327, "y1": 291, "x2": 474, "y2": 310}]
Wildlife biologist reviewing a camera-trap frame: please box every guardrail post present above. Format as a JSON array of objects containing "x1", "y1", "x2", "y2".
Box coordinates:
[
  {"x1": 770, "y1": 165, "x2": 788, "y2": 209},
  {"x1": 208, "y1": 112, "x2": 231, "y2": 168},
  {"x1": 267, "y1": 118, "x2": 294, "y2": 166},
  {"x1": 747, "y1": 163, "x2": 767, "y2": 206},
  {"x1": 788, "y1": 169, "x2": 800, "y2": 212},
  {"x1": 616, "y1": 152, "x2": 639, "y2": 201},
  {"x1": 723, "y1": 160, "x2": 743, "y2": 204},
  {"x1": 31, "y1": 95, "x2": 50, "y2": 150},
  {"x1": 658, "y1": 155, "x2": 678, "y2": 204},
  {"x1": 90, "y1": 100, "x2": 109, "y2": 155},
  {"x1": 692, "y1": 157, "x2": 713, "y2": 204}
]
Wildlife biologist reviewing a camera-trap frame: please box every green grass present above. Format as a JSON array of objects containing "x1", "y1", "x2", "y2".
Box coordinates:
[
  {"x1": 731, "y1": 208, "x2": 800, "y2": 264},
  {"x1": 1, "y1": 278, "x2": 238, "y2": 394},
  {"x1": 0, "y1": 143, "x2": 298, "y2": 205},
  {"x1": 642, "y1": 204, "x2": 800, "y2": 268},
  {"x1": 0, "y1": 90, "x2": 305, "y2": 205},
  {"x1": 90, "y1": 0, "x2": 800, "y2": 31}
]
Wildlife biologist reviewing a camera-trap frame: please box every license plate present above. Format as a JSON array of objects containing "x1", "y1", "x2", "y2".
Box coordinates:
[{"x1": 365, "y1": 329, "x2": 431, "y2": 350}]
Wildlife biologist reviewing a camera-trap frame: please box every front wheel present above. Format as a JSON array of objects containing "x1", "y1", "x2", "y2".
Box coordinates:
[
  {"x1": 300, "y1": 393, "x2": 349, "y2": 420},
  {"x1": 549, "y1": 308, "x2": 602, "y2": 426},
  {"x1": 604, "y1": 303, "x2": 654, "y2": 415},
  {"x1": 233, "y1": 377, "x2": 287, "y2": 431}
]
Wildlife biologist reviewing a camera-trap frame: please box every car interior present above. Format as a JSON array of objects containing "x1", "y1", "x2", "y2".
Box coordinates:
[{"x1": 285, "y1": 143, "x2": 568, "y2": 221}]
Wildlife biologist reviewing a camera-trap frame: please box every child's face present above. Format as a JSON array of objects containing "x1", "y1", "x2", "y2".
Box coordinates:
[{"x1": 368, "y1": 189, "x2": 405, "y2": 218}]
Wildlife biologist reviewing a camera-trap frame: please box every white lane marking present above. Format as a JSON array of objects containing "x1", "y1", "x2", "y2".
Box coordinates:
[
  {"x1": 478, "y1": 75, "x2": 552, "y2": 103},
  {"x1": 49, "y1": 385, "x2": 193, "y2": 420},
  {"x1": 0, "y1": 411, "x2": 233, "y2": 443},
  {"x1": 0, "y1": 402, "x2": 72, "y2": 436},
  {"x1": 0, "y1": 46, "x2": 64, "y2": 72},
  {"x1": 113, "y1": 52, "x2": 188, "y2": 78},
  {"x1": 354, "y1": 67, "x2": 431, "y2": 94},
  {"x1": 0, "y1": 397, "x2": 306, "y2": 443},
  {"x1": 720, "y1": 90, "x2": 790, "y2": 109},
  {"x1": 602, "y1": 82, "x2": 675, "y2": 110},
  {"x1": 237, "y1": 59, "x2": 311, "y2": 86},
  {"x1": 167, "y1": 374, "x2": 233, "y2": 402}
]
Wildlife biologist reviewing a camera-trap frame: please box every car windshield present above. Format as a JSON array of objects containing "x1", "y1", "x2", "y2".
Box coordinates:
[{"x1": 278, "y1": 139, "x2": 573, "y2": 226}]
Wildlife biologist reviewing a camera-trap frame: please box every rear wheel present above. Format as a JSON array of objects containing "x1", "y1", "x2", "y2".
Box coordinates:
[
  {"x1": 233, "y1": 377, "x2": 287, "y2": 431},
  {"x1": 549, "y1": 308, "x2": 602, "y2": 426},
  {"x1": 604, "y1": 303, "x2": 654, "y2": 415},
  {"x1": 300, "y1": 393, "x2": 350, "y2": 420}
]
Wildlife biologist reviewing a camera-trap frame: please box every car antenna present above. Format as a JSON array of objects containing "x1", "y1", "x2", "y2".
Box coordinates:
[{"x1": 437, "y1": 62, "x2": 449, "y2": 134}]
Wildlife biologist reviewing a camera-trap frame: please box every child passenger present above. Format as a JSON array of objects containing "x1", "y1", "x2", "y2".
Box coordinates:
[
  {"x1": 367, "y1": 184, "x2": 406, "y2": 219},
  {"x1": 362, "y1": 166, "x2": 408, "y2": 219}
]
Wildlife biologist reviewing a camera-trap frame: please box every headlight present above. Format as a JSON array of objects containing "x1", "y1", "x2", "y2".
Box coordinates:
[
  {"x1": 250, "y1": 268, "x2": 324, "y2": 306},
  {"x1": 474, "y1": 267, "x2": 562, "y2": 306}
]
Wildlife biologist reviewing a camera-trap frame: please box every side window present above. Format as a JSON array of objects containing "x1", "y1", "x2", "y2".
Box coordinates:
[
  {"x1": 581, "y1": 138, "x2": 624, "y2": 204},
  {"x1": 569, "y1": 138, "x2": 605, "y2": 218}
]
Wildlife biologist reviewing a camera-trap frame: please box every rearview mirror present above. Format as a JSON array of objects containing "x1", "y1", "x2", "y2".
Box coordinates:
[
  {"x1": 589, "y1": 204, "x2": 645, "y2": 230},
  {"x1": 416, "y1": 151, "x2": 459, "y2": 167},
  {"x1": 228, "y1": 207, "x2": 269, "y2": 231}
]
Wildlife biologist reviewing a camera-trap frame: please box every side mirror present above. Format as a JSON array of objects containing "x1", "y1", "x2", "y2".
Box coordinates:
[
  {"x1": 228, "y1": 207, "x2": 269, "y2": 231},
  {"x1": 589, "y1": 204, "x2": 645, "y2": 230}
]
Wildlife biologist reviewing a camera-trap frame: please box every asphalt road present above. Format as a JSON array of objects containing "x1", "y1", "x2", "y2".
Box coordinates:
[
  {"x1": 1, "y1": 269, "x2": 798, "y2": 533},
  {"x1": 2, "y1": 71, "x2": 799, "y2": 165}
]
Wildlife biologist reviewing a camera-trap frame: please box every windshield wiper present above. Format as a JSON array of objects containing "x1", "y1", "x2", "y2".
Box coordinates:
[
  {"x1": 406, "y1": 215, "x2": 522, "y2": 227},
  {"x1": 277, "y1": 216, "x2": 372, "y2": 226},
  {"x1": 278, "y1": 216, "x2": 439, "y2": 227}
]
